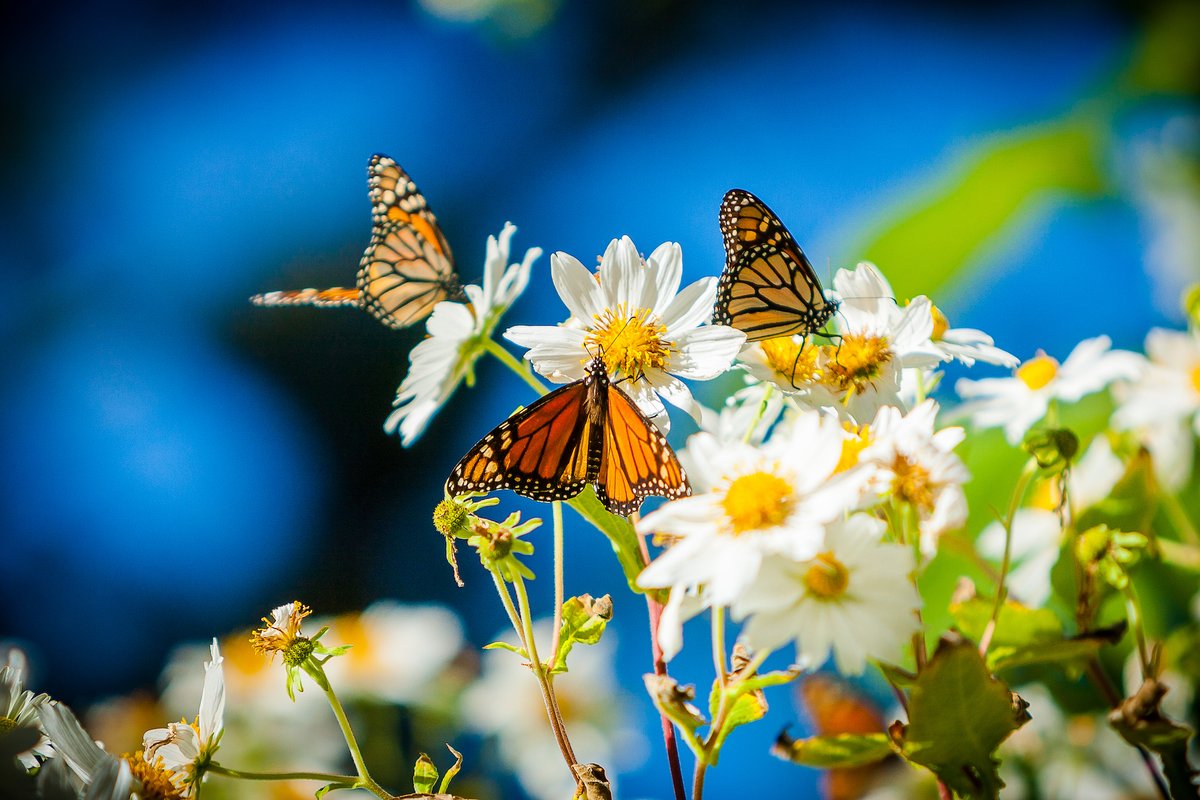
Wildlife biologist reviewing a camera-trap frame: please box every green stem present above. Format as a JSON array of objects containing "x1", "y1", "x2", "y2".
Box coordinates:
[
  {"x1": 980, "y1": 459, "x2": 1038, "y2": 656},
  {"x1": 1121, "y1": 582, "x2": 1151, "y2": 676},
  {"x1": 483, "y1": 336, "x2": 549, "y2": 396},
  {"x1": 302, "y1": 662, "x2": 390, "y2": 799},
  {"x1": 711, "y1": 606, "x2": 728, "y2": 686},
  {"x1": 742, "y1": 385, "x2": 774, "y2": 444},
  {"x1": 1161, "y1": 490, "x2": 1200, "y2": 547},
  {"x1": 207, "y1": 764, "x2": 359, "y2": 784},
  {"x1": 550, "y1": 501, "x2": 566, "y2": 662}
]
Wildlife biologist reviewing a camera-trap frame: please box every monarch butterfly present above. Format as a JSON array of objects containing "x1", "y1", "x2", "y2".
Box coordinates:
[
  {"x1": 250, "y1": 154, "x2": 467, "y2": 329},
  {"x1": 447, "y1": 356, "x2": 691, "y2": 516},
  {"x1": 713, "y1": 189, "x2": 838, "y2": 342}
]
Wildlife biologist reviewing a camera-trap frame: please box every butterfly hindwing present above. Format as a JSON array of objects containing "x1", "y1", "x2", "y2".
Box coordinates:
[
  {"x1": 448, "y1": 358, "x2": 691, "y2": 516},
  {"x1": 714, "y1": 189, "x2": 836, "y2": 342}
]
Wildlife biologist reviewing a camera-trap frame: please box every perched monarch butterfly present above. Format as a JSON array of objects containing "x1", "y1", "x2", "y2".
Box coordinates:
[
  {"x1": 251, "y1": 154, "x2": 467, "y2": 329},
  {"x1": 713, "y1": 189, "x2": 838, "y2": 342},
  {"x1": 447, "y1": 356, "x2": 691, "y2": 516}
]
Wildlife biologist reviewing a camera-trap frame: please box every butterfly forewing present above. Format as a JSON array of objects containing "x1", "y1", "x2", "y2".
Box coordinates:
[
  {"x1": 715, "y1": 189, "x2": 836, "y2": 342},
  {"x1": 596, "y1": 384, "x2": 691, "y2": 516}
]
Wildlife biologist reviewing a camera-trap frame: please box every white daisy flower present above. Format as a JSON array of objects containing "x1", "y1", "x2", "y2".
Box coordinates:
[
  {"x1": 815, "y1": 263, "x2": 943, "y2": 421},
  {"x1": 1113, "y1": 327, "x2": 1199, "y2": 490},
  {"x1": 856, "y1": 399, "x2": 970, "y2": 557},
  {"x1": 696, "y1": 381, "x2": 784, "y2": 447},
  {"x1": 0, "y1": 647, "x2": 52, "y2": 770},
  {"x1": 504, "y1": 236, "x2": 746, "y2": 431},
  {"x1": 38, "y1": 700, "x2": 135, "y2": 796},
  {"x1": 978, "y1": 435, "x2": 1125, "y2": 607},
  {"x1": 142, "y1": 639, "x2": 225, "y2": 797},
  {"x1": 736, "y1": 514, "x2": 921, "y2": 674},
  {"x1": 955, "y1": 336, "x2": 1143, "y2": 444},
  {"x1": 636, "y1": 410, "x2": 871, "y2": 659},
  {"x1": 384, "y1": 222, "x2": 541, "y2": 445}
]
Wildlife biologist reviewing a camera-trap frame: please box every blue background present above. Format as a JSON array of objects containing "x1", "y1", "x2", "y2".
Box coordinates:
[{"x1": 2, "y1": 1, "x2": 1196, "y2": 797}]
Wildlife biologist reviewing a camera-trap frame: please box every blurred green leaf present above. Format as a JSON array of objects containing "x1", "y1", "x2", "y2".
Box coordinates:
[
  {"x1": 771, "y1": 732, "x2": 893, "y2": 769},
  {"x1": 413, "y1": 753, "x2": 438, "y2": 794},
  {"x1": 951, "y1": 597, "x2": 1063, "y2": 647},
  {"x1": 550, "y1": 594, "x2": 613, "y2": 674},
  {"x1": 568, "y1": 489, "x2": 647, "y2": 595}
]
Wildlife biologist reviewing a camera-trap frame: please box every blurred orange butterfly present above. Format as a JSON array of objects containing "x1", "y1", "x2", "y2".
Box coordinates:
[
  {"x1": 251, "y1": 154, "x2": 467, "y2": 329},
  {"x1": 714, "y1": 189, "x2": 838, "y2": 342},
  {"x1": 447, "y1": 356, "x2": 691, "y2": 516}
]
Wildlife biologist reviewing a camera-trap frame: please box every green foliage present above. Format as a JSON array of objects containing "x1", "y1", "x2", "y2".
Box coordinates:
[
  {"x1": 568, "y1": 489, "x2": 647, "y2": 595},
  {"x1": 890, "y1": 639, "x2": 1028, "y2": 799},
  {"x1": 550, "y1": 594, "x2": 613, "y2": 674},
  {"x1": 643, "y1": 674, "x2": 706, "y2": 742},
  {"x1": 705, "y1": 679, "x2": 767, "y2": 758},
  {"x1": 771, "y1": 732, "x2": 893, "y2": 769},
  {"x1": 413, "y1": 753, "x2": 438, "y2": 794}
]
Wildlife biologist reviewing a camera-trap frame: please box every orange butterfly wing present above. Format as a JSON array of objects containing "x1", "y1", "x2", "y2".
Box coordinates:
[
  {"x1": 714, "y1": 189, "x2": 836, "y2": 342},
  {"x1": 448, "y1": 359, "x2": 691, "y2": 516},
  {"x1": 596, "y1": 383, "x2": 690, "y2": 516},
  {"x1": 250, "y1": 154, "x2": 464, "y2": 329}
]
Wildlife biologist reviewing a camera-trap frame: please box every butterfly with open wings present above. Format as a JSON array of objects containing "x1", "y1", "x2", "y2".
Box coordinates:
[
  {"x1": 447, "y1": 356, "x2": 691, "y2": 516},
  {"x1": 251, "y1": 154, "x2": 467, "y2": 329},
  {"x1": 713, "y1": 189, "x2": 838, "y2": 343}
]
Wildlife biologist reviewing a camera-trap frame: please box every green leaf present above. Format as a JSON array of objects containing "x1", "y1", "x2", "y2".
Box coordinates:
[
  {"x1": 315, "y1": 782, "x2": 354, "y2": 799},
  {"x1": 771, "y1": 732, "x2": 894, "y2": 769},
  {"x1": 483, "y1": 641, "x2": 528, "y2": 659},
  {"x1": 413, "y1": 753, "x2": 438, "y2": 794},
  {"x1": 950, "y1": 597, "x2": 1063, "y2": 648},
  {"x1": 708, "y1": 684, "x2": 768, "y2": 756},
  {"x1": 551, "y1": 594, "x2": 613, "y2": 674},
  {"x1": 989, "y1": 625, "x2": 1125, "y2": 673},
  {"x1": 738, "y1": 669, "x2": 802, "y2": 694},
  {"x1": 889, "y1": 639, "x2": 1027, "y2": 799},
  {"x1": 568, "y1": 489, "x2": 646, "y2": 595},
  {"x1": 438, "y1": 744, "x2": 464, "y2": 794}
]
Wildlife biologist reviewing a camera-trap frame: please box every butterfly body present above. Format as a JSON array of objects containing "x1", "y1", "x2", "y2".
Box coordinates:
[
  {"x1": 448, "y1": 357, "x2": 690, "y2": 516},
  {"x1": 251, "y1": 154, "x2": 466, "y2": 328},
  {"x1": 714, "y1": 189, "x2": 837, "y2": 342}
]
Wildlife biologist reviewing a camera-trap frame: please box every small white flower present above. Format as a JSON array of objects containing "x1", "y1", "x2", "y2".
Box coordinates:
[
  {"x1": 39, "y1": 700, "x2": 134, "y2": 796},
  {"x1": 1113, "y1": 327, "x2": 1200, "y2": 490},
  {"x1": 142, "y1": 639, "x2": 225, "y2": 796},
  {"x1": 956, "y1": 336, "x2": 1143, "y2": 444},
  {"x1": 462, "y1": 622, "x2": 641, "y2": 800},
  {"x1": 856, "y1": 400, "x2": 970, "y2": 556},
  {"x1": 978, "y1": 435, "x2": 1125, "y2": 607},
  {"x1": 505, "y1": 236, "x2": 745, "y2": 431},
  {"x1": 696, "y1": 381, "x2": 784, "y2": 447},
  {"x1": 816, "y1": 263, "x2": 943, "y2": 421},
  {"x1": 385, "y1": 223, "x2": 541, "y2": 445},
  {"x1": 636, "y1": 410, "x2": 870, "y2": 659},
  {"x1": 736, "y1": 514, "x2": 921, "y2": 674},
  {"x1": 0, "y1": 648, "x2": 52, "y2": 770}
]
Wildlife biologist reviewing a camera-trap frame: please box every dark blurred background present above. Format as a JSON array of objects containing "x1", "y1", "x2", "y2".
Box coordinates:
[{"x1": 2, "y1": 1, "x2": 1198, "y2": 797}]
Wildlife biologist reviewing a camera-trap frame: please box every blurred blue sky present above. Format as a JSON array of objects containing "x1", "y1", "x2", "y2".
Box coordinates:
[{"x1": 2, "y1": 1, "x2": 1197, "y2": 797}]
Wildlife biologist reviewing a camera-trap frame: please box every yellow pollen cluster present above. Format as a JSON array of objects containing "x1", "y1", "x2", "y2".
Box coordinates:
[
  {"x1": 1016, "y1": 353, "x2": 1059, "y2": 390},
  {"x1": 760, "y1": 336, "x2": 820, "y2": 385},
  {"x1": 585, "y1": 305, "x2": 671, "y2": 380},
  {"x1": 250, "y1": 601, "x2": 312, "y2": 655},
  {"x1": 930, "y1": 304, "x2": 950, "y2": 341},
  {"x1": 891, "y1": 455, "x2": 935, "y2": 512},
  {"x1": 836, "y1": 423, "x2": 872, "y2": 472},
  {"x1": 722, "y1": 470, "x2": 794, "y2": 534},
  {"x1": 804, "y1": 552, "x2": 850, "y2": 599},
  {"x1": 127, "y1": 751, "x2": 185, "y2": 800},
  {"x1": 823, "y1": 335, "x2": 892, "y2": 394},
  {"x1": 1190, "y1": 362, "x2": 1200, "y2": 396}
]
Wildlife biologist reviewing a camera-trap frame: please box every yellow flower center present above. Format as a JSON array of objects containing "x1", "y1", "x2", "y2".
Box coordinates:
[
  {"x1": 722, "y1": 470, "x2": 794, "y2": 534},
  {"x1": 1190, "y1": 362, "x2": 1200, "y2": 396},
  {"x1": 1016, "y1": 353, "x2": 1059, "y2": 390},
  {"x1": 760, "y1": 336, "x2": 820, "y2": 385},
  {"x1": 585, "y1": 305, "x2": 671, "y2": 381},
  {"x1": 930, "y1": 304, "x2": 950, "y2": 341},
  {"x1": 823, "y1": 335, "x2": 893, "y2": 395},
  {"x1": 0, "y1": 716, "x2": 15, "y2": 733},
  {"x1": 127, "y1": 751, "x2": 186, "y2": 800},
  {"x1": 804, "y1": 552, "x2": 850, "y2": 599},
  {"x1": 892, "y1": 455, "x2": 935, "y2": 512},
  {"x1": 836, "y1": 423, "x2": 871, "y2": 472}
]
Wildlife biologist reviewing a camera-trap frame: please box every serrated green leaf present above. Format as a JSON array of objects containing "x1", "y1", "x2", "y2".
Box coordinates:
[
  {"x1": 890, "y1": 639, "x2": 1025, "y2": 799},
  {"x1": 950, "y1": 597, "x2": 1062, "y2": 648},
  {"x1": 413, "y1": 753, "x2": 438, "y2": 794},
  {"x1": 551, "y1": 594, "x2": 613, "y2": 674},
  {"x1": 568, "y1": 489, "x2": 646, "y2": 595},
  {"x1": 772, "y1": 732, "x2": 894, "y2": 768},
  {"x1": 708, "y1": 686, "x2": 767, "y2": 756}
]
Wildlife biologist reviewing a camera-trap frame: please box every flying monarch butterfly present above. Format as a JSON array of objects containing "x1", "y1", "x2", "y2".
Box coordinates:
[
  {"x1": 250, "y1": 154, "x2": 467, "y2": 329},
  {"x1": 447, "y1": 356, "x2": 691, "y2": 516},
  {"x1": 713, "y1": 189, "x2": 838, "y2": 342}
]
